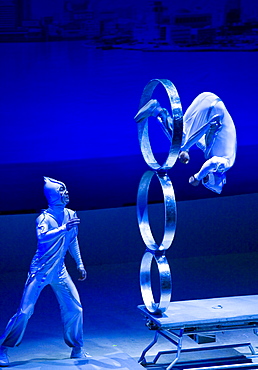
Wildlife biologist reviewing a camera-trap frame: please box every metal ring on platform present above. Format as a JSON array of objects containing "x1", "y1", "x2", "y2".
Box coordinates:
[
  {"x1": 140, "y1": 250, "x2": 172, "y2": 314},
  {"x1": 137, "y1": 170, "x2": 176, "y2": 251},
  {"x1": 137, "y1": 78, "x2": 183, "y2": 171}
]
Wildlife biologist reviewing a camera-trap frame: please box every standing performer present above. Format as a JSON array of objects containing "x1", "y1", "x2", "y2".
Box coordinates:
[
  {"x1": 134, "y1": 92, "x2": 237, "y2": 194},
  {"x1": 0, "y1": 177, "x2": 87, "y2": 366}
]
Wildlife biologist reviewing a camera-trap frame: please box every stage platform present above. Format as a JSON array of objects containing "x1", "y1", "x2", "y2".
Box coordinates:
[
  {"x1": 2, "y1": 261, "x2": 258, "y2": 369},
  {"x1": 2, "y1": 350, "x2": 142, "y2": 370},
  {"x1": 1, "y1": 332, "x2": 144, "y2": 370},
  {"x1": 138, "y1": 295, "x2": 258, "y2": 369}
]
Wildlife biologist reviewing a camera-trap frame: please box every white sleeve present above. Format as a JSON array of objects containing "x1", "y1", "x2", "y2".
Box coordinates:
[
  {"x1": 37, "y1": 214, "x2": 67, "y2": 243},
  {"x1": 68, "y1": 235, "x2": 84, "y2": 269},
  {"x1": 194, "y1": 156, "x2": 230, "y2": 181}
]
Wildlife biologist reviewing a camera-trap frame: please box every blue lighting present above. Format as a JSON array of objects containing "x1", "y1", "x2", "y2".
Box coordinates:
[{"x1": 0, "y1": 1, "x2": 257, "y2": 212}]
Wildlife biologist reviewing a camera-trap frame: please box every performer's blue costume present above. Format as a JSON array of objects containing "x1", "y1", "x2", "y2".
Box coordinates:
[{"x1": 0, "y1": 177, "x2": 87, "y2": 365}]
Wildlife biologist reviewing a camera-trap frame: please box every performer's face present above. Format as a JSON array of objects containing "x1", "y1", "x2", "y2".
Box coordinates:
[
  {"x1": 44, "y1": 177, "x2": 69, "y2": 207},
  {"x1": 59, "y1": 184, "x2": 69, "y2": 205}
]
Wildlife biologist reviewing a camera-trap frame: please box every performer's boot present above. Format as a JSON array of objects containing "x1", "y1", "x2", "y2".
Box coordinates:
[
  {"x1": 0, "y1": 346, "x2": 9, "y2": 367},
  {"x1": 70, "y1": 346, "x2": 91, "y2": 359}
]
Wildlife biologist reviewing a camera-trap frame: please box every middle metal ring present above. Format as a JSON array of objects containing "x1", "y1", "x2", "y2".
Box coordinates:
[{"x1": 137, "y1": 170, "x2": 176, "y2": 251}]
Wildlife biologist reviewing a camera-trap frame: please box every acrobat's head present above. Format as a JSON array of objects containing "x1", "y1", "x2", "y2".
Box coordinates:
[{"x1": 43, "y1": 177, "x2": 69, "y2": 206}]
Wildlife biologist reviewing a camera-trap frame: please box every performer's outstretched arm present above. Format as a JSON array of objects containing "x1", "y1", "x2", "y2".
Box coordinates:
[
  {"x1": 37, "y1": 215, "x2": 80, "y2": 243},
  {"x1": 193, "y1": 156, "x2": 230, "y2": 182}
]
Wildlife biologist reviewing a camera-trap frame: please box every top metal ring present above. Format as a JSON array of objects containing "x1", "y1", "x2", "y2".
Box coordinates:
[{"x1": 138, "y1": 79, "x2": 183, "y2": 171}]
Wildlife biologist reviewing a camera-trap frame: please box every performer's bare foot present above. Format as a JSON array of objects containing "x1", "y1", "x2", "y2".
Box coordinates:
[
  {"x1": 134, "y1": 99, "x2": 173, "y2": 141},
  {"x1": 189, "y1": 176, "x2": 200, "y2": 186},
  {"x1": 134, "y1": 99, "x2": 162, "y2": 122},
  {"x1": 179, "y1": 151, "x2": 190, "y2": 164}
]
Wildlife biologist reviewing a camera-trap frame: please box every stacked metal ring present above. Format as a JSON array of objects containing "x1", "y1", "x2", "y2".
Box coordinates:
[{"x1": 136, "y1": 79, "x2": 183, "y2": 314}]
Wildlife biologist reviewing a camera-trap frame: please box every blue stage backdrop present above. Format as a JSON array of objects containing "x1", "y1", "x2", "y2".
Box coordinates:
[{"x1": 0, "y1": 0, "x2": 258, "y2": 213}]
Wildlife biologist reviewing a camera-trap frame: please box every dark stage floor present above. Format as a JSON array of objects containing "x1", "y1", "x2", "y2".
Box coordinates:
[{"x1": 1, "y1": 257, "x2": 258, "y2": 369}]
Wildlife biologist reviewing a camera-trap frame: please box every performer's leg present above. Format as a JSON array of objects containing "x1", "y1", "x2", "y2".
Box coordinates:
[
  {"x1": 181, "y1": 114, "x2": 220, "y2": 152},
  {"x1": 204, "y1": 116, "x2": 222, "y2": 159},
  {"x1": 51, "y1": 269, "x2": 84, "y2": 356},
  {"x1": 0, "y1": 276, "x2": 44, "y2": 348}
]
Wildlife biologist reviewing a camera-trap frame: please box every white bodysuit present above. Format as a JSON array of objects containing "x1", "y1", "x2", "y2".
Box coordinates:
[
  {"x1": 0, "y1": 179, "x2": 85, "y2": 349},
  {"x1": 181, "y1": 92, "x2": 237, "y2": 193}
]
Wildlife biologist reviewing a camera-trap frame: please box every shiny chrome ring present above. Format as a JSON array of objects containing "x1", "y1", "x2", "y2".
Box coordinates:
[
  {"x1": 137, "y1": 78, "x2": 183, "y2": 171},
  {"x1": 140, "y1": 250, "x2": 172, "y2": 314},
  {"x1": 137, "y1": 170, "x2": 176, "y2": 251}
]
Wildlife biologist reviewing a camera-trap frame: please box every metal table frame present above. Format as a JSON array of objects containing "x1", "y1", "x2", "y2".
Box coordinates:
[
  {"x1": 138, "y1": 295, "x2": 258, "y2": 369},
  {"x1": 135, "y1": 79, "x2": 258, "y2": 369}
]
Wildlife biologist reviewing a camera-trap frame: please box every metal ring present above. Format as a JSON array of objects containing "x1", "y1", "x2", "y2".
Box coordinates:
[
  {"x1": 137, "y1": 170, "x2": 176, "y2": 251},
  {"x1": 140, "y1": 250, "x2": 172, "y2": 314},
  {"x1": 137, "y1": 78, "x2": 183, "y2": 171}
]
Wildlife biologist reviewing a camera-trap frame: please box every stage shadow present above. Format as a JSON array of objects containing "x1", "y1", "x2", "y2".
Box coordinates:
[{"x1": 8, "y1": 353, "x2": 142, "y2": 369}]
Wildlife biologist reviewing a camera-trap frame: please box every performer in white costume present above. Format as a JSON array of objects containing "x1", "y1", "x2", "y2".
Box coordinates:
[
  {"x1": 0, "y1": 177, "x2": 87, "y2": 366},
  {"x1": 134, "y1": 92, "x2": 237, "y2": 194}
]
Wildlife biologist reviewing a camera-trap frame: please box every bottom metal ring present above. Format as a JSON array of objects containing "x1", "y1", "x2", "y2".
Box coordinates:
[{"x1": 140, "y1": 250, "x2": 172, "y2": 314}]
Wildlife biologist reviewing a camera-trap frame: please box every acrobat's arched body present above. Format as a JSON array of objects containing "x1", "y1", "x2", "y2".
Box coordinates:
[
  {"x1": 134, "y1": 92, "x2": 237, "y2": 194},
  {"x1": 181, "y1": 92, "x2": 237, "y2": 193}
]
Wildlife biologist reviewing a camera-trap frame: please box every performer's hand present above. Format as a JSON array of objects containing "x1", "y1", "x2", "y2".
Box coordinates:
[
  {"x1": 189, "y1": 176, "x2": 200, "y2": 187},
  {"x1": 66, "y1": 217, "x2": 80, "y2": 231},
  {"x1": 179, "y1": 151, "x2": 190, "y2": 164},
  {"x1": 78, "y1": 267, "x2": 87, "y2": 281}
]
